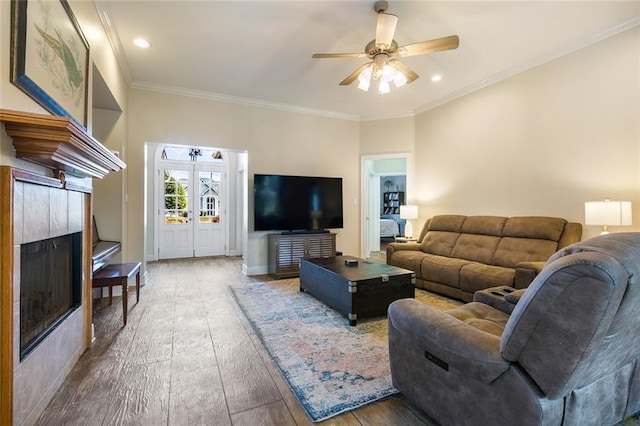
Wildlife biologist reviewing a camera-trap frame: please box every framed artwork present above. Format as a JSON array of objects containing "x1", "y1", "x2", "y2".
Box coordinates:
[{"x1": 11, "y1": 0, "x2": 90, "y2": 128}]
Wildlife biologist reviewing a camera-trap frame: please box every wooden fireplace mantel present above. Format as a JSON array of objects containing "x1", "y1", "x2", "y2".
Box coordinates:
[{"x1": 0, "y1": 109, "x2": 126, "y2": 178}]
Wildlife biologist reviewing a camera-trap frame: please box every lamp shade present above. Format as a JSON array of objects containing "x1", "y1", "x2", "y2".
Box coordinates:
[
  {"x1": 585, "y1": 200, "x2": 632, "y2": 234},
  {"x1": 399, "y1": 204, "x2": 418, "y2": 220},
  {"x1": 399, "y1": 205, "x2": 419, "y2": 239}
]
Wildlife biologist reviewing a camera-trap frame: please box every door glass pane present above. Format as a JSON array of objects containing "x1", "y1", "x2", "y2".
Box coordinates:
[
  {"x1": 198, "y1": 171, "x2": 221, "y2": 223},
  {"x1": 162, "y1": 146, "x2": 224, "y2": 163},
  {"x1": 163, "y1": 169, "x2": 189, "y2": 225}
]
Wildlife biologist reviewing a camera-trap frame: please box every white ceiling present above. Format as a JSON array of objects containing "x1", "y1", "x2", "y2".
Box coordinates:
[{"x1": 95, "y1": 1, "x2": 640, "y2": 120}]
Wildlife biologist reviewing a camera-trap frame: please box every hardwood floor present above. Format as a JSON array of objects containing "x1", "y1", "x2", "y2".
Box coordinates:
[
  {"x1": 368, "y1": 243, "x2": 387, "y2": 263},
  {"x1": 36, "y1": 256, "x2": 438, "y2": 426}
]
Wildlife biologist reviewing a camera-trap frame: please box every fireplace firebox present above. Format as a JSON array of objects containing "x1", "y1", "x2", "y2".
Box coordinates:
[{"x1": 20, "y1": 232, "x2": 82, "y2": 360}]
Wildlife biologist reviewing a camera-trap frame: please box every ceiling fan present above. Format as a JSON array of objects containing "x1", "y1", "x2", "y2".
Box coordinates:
[{"x1": 312, "y1": 1, "x2": 459, "y2": 93}]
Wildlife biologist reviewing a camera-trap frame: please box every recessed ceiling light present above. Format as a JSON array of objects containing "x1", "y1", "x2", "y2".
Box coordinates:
[
  {"x1": 134, "y1": 38, "x2": 151, "y2": 48},
  {"x1": 431, "y1": 75, "x2": 442, "y2": 82}
]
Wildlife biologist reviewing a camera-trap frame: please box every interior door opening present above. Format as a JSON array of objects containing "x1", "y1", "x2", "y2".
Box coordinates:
[{"x1": 361, "y1": 154, "x2": 409, "y2": 260}]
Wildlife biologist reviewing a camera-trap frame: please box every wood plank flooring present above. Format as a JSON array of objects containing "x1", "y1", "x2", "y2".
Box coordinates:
[
  {"x1": 35, "y1": 256, "x2": 438, "y2": 426},
  {"x1": 35, "y1": 255, "x2": 640, "y2": 426}
]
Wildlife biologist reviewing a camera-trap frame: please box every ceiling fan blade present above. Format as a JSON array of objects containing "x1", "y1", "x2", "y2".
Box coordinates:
[
  {"x1": 312, "y1": 53, "x2": 368, "y2": 59},
  {"x1": 389, "y1": 60, "x2": 419, "y2": 83},
  {"x1": 340, "y1": 62, "x2": 373, "y2": 86},
  {"x1": 375, "y1": 13, "x2": 398, "y2": 48},
  {"x1": 397, "y1": 35, "x2": 460, "y2": 57}
]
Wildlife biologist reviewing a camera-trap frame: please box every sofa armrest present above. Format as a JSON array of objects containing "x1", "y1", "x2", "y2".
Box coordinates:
[
  {"x1": 514, "y1": 261, "x2": 545, "y2": 289},
  {"x1": 505, "y1": 288, "x2": 527, "y2": 304},
  {"x1": 388, "y1": 299, "x2": 510, "y2": 383},
  {"x1": 473, "y1": 287, "x2": 519, "y2": 314},
  {"x1": 386, "y1": 242, "x2": 421, "y2": 263}
]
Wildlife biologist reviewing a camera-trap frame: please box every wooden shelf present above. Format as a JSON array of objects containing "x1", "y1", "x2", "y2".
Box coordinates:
[
  {"x1": 382, "y1": 191, "x2": 405, "y2": 215},
  {"x1": 0, "y1": 109, "x2": 126, "y2": 179}
]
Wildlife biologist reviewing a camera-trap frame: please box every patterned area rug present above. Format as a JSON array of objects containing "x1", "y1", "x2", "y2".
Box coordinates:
[{"x1": 229, "y1": 278, "x2": 461, "y2": 422}]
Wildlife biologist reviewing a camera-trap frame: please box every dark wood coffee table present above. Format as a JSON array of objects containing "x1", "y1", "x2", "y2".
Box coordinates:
[{"x1": 299, "y1": 255, "x2": 415, "y2": 325}]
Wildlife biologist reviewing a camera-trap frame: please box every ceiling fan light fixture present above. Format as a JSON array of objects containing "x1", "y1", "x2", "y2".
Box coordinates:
[
  {"x1": 378, "y1": 80, "x2": 391, "y2": 94},
  {"x1": 358, "y1": 65, "x2": 373, "y2": 91},
  {"x1": 358, "y1": 77, "x2": 371, "y2": 91},
  {"x1": 355, "y1": 61, "x2": 406, "y2": 93},
  {"x1": 394, "y1": 72, "x2": 407, "y2": 88},
  {"x1": 372, "y1": 63, "x2": 384, "y2": 80},
  {"x1": 312, "y1": 2, "x2": 459, "y2": 95},
  {"x1": 382, "y1": 64, "x2": 396, "y2": 82}
]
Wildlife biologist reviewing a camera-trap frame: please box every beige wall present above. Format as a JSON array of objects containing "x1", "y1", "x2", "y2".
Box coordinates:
[
  {"x1": 360, "y1": 116, "x2": 415, "y2": 155},
  {"x1": 412, "y1": 26, "x2": 640, "y2": 240},
  {"x1": 0, "y1": 0, "x2": 128, "y2": 184},
  {"x1": 128, "y1": 89, "x2": 361, "y2": 272},
  {"x1": 360, "y1": 116, "x2": 416, "y2": 202}
]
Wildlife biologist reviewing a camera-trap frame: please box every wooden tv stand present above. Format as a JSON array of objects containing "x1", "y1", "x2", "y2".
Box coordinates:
[{"x1": 268, "y1": 232, "x2": 336, "y2": 278}]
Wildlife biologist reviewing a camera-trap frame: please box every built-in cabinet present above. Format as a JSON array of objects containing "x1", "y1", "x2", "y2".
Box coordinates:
[
  {"x1": 268, "y1": 233, "x2": 336, "y2": 278},
  {"x1": 382, "y1": 191, "x2": 405, "y2": 215}
]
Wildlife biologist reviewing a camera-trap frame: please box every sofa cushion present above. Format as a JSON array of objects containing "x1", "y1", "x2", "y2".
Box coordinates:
[
  {"x1": 417, "y1": 217, "x2": 431, "y2": 243},
  {"x1": 445, "y1": 302, "x2": 510, "y2": 337},
  {"x1": 503, "y1": 216, "x2": 567, "y2": 241},
  {"x1": 493, "y1": 237, "x2": 560, "y2": 268},
  {"x1": 461, "y1": 216, "x2": 507, "y2": 236},
  {"x1": 460, "y1": 263, "x2": 515, "y2": 294},
  {"x1": 389, "y1": 250, "x2": 428, "y2": 279},
  {"x1": 421, "y1": 231, "x2": 460, "y2": 256},
  {"x1": 421, "y1": 254, "x2": 473, "y2": 289},
  {"x1": 452, "y1": 234, "x2": 501, "y2": 264},
  {"x1": 428, "y1": 215, "x2": 467, "y2": 232}
]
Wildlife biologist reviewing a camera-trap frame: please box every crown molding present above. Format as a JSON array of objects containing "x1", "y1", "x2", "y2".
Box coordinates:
[
  {"x1": 130, "y1": 81, "x2": 361, "y2": 121},
  {"x1": 359, "y1": 111, "x2": 416, "y2": 122},
  {"x1": 93, "y1": 0, "x2": 133, "y2": 86}
]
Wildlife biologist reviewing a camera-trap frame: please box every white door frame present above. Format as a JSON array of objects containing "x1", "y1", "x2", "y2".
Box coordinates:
[
  {"x1": 360, "y1": 153, "x2": 411, "y2": 258},
  {"x1": 153, "y1": 149, "x2": 230, "y2": 260}
]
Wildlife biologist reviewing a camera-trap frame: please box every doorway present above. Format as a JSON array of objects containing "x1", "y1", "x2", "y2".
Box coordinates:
[
  {"x1": 360, "y1": 154, "x2": 409, "y2": 259},
  {"x1": 156, "y1": 146, "x2": 228, "y2": 259}
]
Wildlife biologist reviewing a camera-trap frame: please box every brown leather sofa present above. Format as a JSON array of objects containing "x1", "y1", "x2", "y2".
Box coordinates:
[{"x1": 386, "y1": 215, "x2": 582, "y2": 301}]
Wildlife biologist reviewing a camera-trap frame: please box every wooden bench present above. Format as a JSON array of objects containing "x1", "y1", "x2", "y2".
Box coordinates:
[{"x1": 92, "y1": 262, "x2": 141, "y2": 325}]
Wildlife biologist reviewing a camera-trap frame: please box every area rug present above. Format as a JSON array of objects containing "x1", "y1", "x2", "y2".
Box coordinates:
[{"x1": 229, "y1": 278, "x2": 461, "y2": 422}]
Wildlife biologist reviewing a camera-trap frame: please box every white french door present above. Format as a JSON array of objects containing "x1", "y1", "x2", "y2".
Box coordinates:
[
  {"x1": 193, "y1": 167, "x2": 225, "y2": 257},
  {"x1": 158, "y1": 163, "x2": 226, "y2": 259}
]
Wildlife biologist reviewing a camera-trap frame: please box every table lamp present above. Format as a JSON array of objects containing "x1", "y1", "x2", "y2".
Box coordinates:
[
  {"x1": 584, "y1": 199, "x2": 632, "y2": 234},
  {"x1": 400, "y1": 205, "x2": 419, "y2": 238}
]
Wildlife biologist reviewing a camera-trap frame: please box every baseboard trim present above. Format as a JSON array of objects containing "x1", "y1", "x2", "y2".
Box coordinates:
[{"x1": 243, "y1": 264, "x2": 268, "y2": 276}]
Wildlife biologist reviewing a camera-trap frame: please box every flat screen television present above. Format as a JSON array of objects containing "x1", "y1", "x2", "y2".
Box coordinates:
[{"x1": 254, "y1": 174, "x2": 344, "y2": 232}]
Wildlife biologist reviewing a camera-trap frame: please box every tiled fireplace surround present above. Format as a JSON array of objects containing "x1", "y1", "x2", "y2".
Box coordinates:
[
  {"x1": 6, "y1": 170, "x2": 90, "y2": 425},
  {"x1": 0, "y1": 109, "x2": 125, "y2": 425}
]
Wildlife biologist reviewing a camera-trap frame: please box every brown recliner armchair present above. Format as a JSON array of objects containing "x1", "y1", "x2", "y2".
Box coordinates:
[{"x1": 388, "y1": 232, "x2": 640, "y2": 425}]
